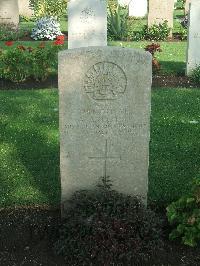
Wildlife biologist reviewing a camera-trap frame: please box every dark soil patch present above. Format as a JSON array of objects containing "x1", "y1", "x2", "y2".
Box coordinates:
[
  {"x1": 0, "y1": 75, "x2": 198, "y2": 90},
  {"x1": 152, "y1": 75, "x2": 198, "y2": 88},
  {"x1": 0, "y1": 76, "x2": 58, "y2": 90},
  {"x1": 0, "y1": 206, "x2": 200, "y2": 266}
]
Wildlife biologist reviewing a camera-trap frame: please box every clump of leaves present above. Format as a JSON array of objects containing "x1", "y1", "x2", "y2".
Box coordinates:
[
  {"x1": 0, "y1": 23, "x2": 29, "y2": 41},
  {"x1": 107, "y1": 5, "x2": 129, "y2": 41},
  {"x1": 190, "y1": 65, "x2": 200, "y2": 85},
  {"x1": 166, "y1": 176, "x2": 200, "y2": 247},
  {"x1": 145, "y1": 43, "x2": 162, "y2": 72},
  {"x1": 142, "y1": 21, "x2": 170, "y2": 41},
  {"x1": 54, "y1": 176, "x2": 164, "y2": 265}
]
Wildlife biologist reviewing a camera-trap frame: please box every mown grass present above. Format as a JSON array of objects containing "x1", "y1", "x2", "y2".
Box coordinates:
[
  {"x1": 0, "y1": 88, "x2": 199, "y2": 208},
  {"x1": 110, "y1": 41, "x2": 187, "y2": 75}
]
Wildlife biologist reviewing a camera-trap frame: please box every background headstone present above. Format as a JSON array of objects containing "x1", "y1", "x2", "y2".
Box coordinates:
[
  {"x1": 68, "y1": 0, "x2": 107, "y2": 49},
  {"x1": 118, "y1": 0, "x2": 130, "y2": 6},
  {"x1": 59, "y1": 46, "x2": 152, "y2": 212},
  {"x1": 0, "y1": 0, "x2": 19, "y2": 27},
  {"x1": 129, "y1": 0, "x2": 147, "y2": 17},
  {"x1": 18, "y1": 0, "x2": 34, "y2": 18},
  {"x1": 186, "y1": 0, "x2": 200, "y2": 75},
  {"x1": 185, "y1": 0, "x2": 191, "y2": 14},
  {"x1": 148, "y1": 0, "x2": 174, "y2": 37}
]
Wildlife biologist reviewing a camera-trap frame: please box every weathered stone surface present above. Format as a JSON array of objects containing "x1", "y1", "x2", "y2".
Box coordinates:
[
  {"x1": 18, "y1": 0, "x2": 33, "y2": 17},
  {"x1": 59, "y1": 47, "x2": 152, "y2": 211},
  {"x1": 68, "y1": 0, "x2": 107, "y2": 49},
  {"x1": 118, "y1": 0, "x2": 129, "y2": 6},
  {"x1": 129, "y1": 0, "x2": 147, "y2": 17},
  {"x1": 186, "y1": 0, "x2": 200, "y2": 75},
  {"x1": 148, "y1": 0, "x2": 174, "y2": 36},
  {"x1": 185, "y1": 0, "x2": 192, "y2": 14},
  {"x1": 0, "y1": 0, "x2": 19, "y2": 27}
]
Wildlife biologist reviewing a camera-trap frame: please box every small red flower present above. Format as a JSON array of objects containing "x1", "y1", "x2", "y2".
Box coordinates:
[
  {"x1": 27, "y1": 47, "x2": 33, "y2": 52},
  {"x1": 56, "y1": 35, "x2": 64, "y2": 41},
  {"x1": 53, "y1": 39, "x2": 64, "y2": 46},
  {"x1": 38, "y1": 41, "x2": 45, "y2": 48},
  {"x1": 5, "y1": 41, "x2": 14, "y2": 46},
  {"x1": 17, "y1": 45, "x2": 26, "y2": 51}
]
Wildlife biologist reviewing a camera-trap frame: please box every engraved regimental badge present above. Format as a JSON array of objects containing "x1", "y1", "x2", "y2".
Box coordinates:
[{"x1": 84, "y1": 62, "x2": 127, "y2": 100}]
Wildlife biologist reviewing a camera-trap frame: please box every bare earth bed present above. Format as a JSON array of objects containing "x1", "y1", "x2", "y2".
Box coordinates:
[
  {"x1": 0, "y1": 75, "x2": 198, "y2": 90},
  {"x1": 0, "y1": 206, "x2": 200, "y2": 266}
]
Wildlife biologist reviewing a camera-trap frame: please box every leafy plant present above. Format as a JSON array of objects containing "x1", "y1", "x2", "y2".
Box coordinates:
[
  {"x1": 179, "y1": 27, "x2": 187, "y2": 41},
  {"x1": 31, "y1": 16, "x2": 63, "y2": 40},
  {"x1": 0, "y1": 23, "x2": 29, "y2": 41},
  {"x1": 145, "y1": 43, "x2": 162, "y2": 72},
  {"x1": 0, "y1": 38, "x2": 64, "y2": 82},
  {"x1": 142, "y1": 21, "x2": 171, "y2": 41},
  {"x1": 181, "y1": 15, "x2": 189, "y2": 28},
  {"x1": 175, "y1": 0, "x2": 185, "y2": 10},
  {"x1": 30, "y1": 0, "x2": 67, "y2": 19},
  {"x1": 54, "y1": 176, "x2": 164, "y2": 265},
  {"x1": 190, "y1": 66, "x2": 200, "y2": 85},
  {"x1": 107, "y1": 5, "x2": 129, "y2": 41},
  {"x1": 166, "y1": 176, "x2": 200, "y2": 247}
]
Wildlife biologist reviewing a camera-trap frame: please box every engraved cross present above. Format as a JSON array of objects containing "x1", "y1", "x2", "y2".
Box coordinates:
[{"x1": 88, "y1": 140, "x2": 121, "y2": 177}]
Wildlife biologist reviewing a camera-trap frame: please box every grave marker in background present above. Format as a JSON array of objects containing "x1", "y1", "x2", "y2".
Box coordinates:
[
  {"x1": 68, "y1": 0, "x2": 107, "y2": 49},
  {"x1": 129, "y1": 0, "x2": 147, "y2": 17},
  {"x1": 18, "y1": 0, "x2": 33, "y2": 18},
  {"x1": 185, "y1": 0, "x2": 192, "y2": 14},
  {"x1": 148, "y1": 0, "x2": 174, "y2": 37},
  {"x1": 0, "y1": 0, "x2": 19, "y2": 27},
  {"x1": 59, "y1": 46, "x2": 152, "y2": 212},
  {"x1": 186, "y1": 0, "x2": 200, "y2": 75}
]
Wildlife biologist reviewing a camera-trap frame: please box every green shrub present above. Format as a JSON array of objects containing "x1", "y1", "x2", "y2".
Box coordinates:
[
  {"x1": 54, "y1": 176, "x2": 164, "y2": 265},
  {"x1": 30, "y1": 0, "x2": 67, "y2": 19},
  {"x1": 0, "y1": 40, "x2": 63, "y2": 82},
  {"x1": 107, "y1": 5, "x2": 129, "y2": 41},
  {"x1": 0, "y1": 23, "x2": 29, "y2": 41},
  {"x1": 142, "y1": 21, "x2": 171, "y2": 41},
  {"x1": 166, "y1": 176, "x2": 200, "y2": 247},
  {"x1": 179, "y1": 27, "x2": 188, "y2": 41},
  {"x1": 190, "y1": 66, "x2": 200, "y2": 85}
]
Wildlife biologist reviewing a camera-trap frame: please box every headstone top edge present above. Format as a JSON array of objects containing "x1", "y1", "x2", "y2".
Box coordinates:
[{"x1": 58, "y1": 46, "x2": 152, "y2": 60}]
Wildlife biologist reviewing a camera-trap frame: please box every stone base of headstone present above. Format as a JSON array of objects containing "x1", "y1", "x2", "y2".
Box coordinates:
[{"x1": 59, "y1": 46, "x2": 152, "y2": 214}]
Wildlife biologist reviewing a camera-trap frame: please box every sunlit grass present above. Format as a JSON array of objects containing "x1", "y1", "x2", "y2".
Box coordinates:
[{"x1": 0, "y1": 88, "x2": 200, "y2": 207}]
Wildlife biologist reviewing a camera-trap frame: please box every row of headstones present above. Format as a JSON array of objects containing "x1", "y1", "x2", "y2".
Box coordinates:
[
  {"x1": 119, "y1": 0, "x2": 191, "y2": 17},
  {"x1": 0, "y1": 0, "x2": 192, "y2": 28},
  {"x1": 60, "y1": 0, "x2": 199, "y2": 212}
]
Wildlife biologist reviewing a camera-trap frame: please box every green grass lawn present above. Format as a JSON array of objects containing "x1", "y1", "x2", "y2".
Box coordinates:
[
  {"x1": 110, "y1": 41, "x2": 187, "y2": 75},
  {"x1": 0, "y1": 88, "x2": 199, "y2": 208}
]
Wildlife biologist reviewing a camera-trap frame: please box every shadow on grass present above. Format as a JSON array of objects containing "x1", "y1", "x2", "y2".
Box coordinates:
[
  {"x1": 159, "y1": 60, "x2": 186, "y2": 76},
  {"x1": 0, "y1": 90, "x2": 60, "y2": 207}
]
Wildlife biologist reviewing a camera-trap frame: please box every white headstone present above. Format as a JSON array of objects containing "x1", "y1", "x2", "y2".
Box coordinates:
[
  {"x1": 186, "y1": 0, "x2": 200, "y2": 75},
  {"x1": 148, "y1": 0, "x2": 174, "y2": 37},
  {"x1": 0, "y1": 0, "x2": 19, "y2": 27},
  {"x1": 118, "y1": 0, "x2": 130, "y2": 6},
  {"x1": 129, "y1": 0, "x2": 147, "y2": 17},
  {"x1": 59, "y1": 46, "x2": 152, "y2": 212},
  {"x1": 68, "y1": 0, "x2": 107, "y2": 49},
  {"x1": 18, "y1": 0, "x2": 33, "y2": 17},
  {"x1": 185, "y1": 0, "x2": 192, "y2": 14}
]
